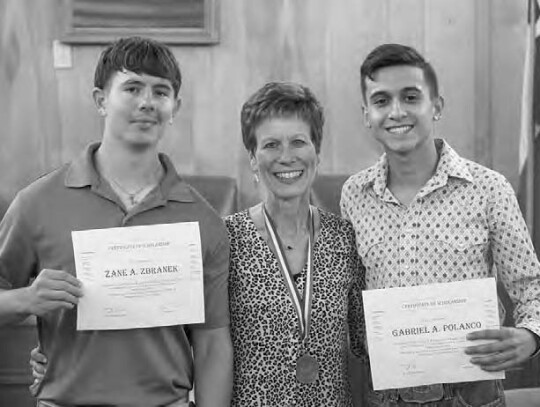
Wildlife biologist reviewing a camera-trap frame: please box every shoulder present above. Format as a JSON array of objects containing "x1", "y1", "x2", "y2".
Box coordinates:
[
  {"x1": 461, "y1": 159, "x2": 514, "y2": 196},
  {"x1": 10, "y1": 165, "x2": 69, "y2": 213},
  {"x1": 223, "y1": 210, "x2": 251, "y2": 233},
  {"x1": 317, "y1": 208, "x2": 356, "y2": 242},
  {"x1": 342, "y1": 164, "x2": 378, "y2": 196}
]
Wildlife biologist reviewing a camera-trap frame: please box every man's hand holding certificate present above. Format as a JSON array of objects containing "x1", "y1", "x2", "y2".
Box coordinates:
[
  {"x1": 362, "y1": 278, "x2": 505, "y2": 390},
  {"x1": 72, "y1": 222, "x2": 204, "y2": 330}
]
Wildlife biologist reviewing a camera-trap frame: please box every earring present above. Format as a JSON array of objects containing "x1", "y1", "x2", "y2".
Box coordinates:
[
  {"x1": 433, "y1": 114, "x2": 441, "y2": 121},
  {"x1": 169, "y1": 117, "x2": 174, "y2": 125},
  {"x1": 98, "y1": 108, "x2": 106, "y2": 117},
  {"x1": 253, "y1": 172, "x2": 259, "y2": 183},
  {"x1": 366, "y1": 121, "x2": 372, "y2": 128}
]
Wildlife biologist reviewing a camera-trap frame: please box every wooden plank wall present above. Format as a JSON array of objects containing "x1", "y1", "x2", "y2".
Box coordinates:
[
  {"x1": 0, "y1": 0, "x2": 527, "y2": 207},
  {"x1": 0, "y1": 0, "x2": 536, "y2": 404}
]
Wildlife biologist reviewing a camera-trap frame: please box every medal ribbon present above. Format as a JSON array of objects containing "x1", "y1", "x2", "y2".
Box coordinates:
[{"x1": 262, "y1": 206, "x2": 314, "y2": 341}]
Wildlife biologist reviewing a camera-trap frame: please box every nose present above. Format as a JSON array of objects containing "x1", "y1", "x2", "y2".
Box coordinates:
[
  {"x1": 277, "y1": 144, "x2": 296, "y2": 163},
  {"x1": 138, "y1": 88, "x2": 156, "y2": 111},
  {"x1": 388, "y1": 99, "x2": 406, "y2": 120}
]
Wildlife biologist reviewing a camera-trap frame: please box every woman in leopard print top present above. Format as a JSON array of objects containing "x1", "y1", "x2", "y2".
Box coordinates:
[{"x1": 228, "y1": 82, "x2": 367, "y2": 406}]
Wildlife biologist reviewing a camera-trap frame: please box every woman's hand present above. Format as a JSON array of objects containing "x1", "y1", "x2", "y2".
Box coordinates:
[{"x1": 29, "y1": 346, "x2": 48, "y2": 384}]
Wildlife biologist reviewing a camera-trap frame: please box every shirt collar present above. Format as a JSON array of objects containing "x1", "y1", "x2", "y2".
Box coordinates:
[
  {"x1": 361, "y1": 139, "x2": 474, "y2": 198},
  {"x1": 64, "y1": 142, "x2": 195, "y2": 203}
]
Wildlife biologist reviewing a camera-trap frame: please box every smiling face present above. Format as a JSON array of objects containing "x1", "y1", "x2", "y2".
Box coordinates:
[
  {"x1": 250, "y1": 115, "x2": 319, "y2": 203},
  {"x1": 94, "y1": 69, "x2": 181, "y2": 149},
  {"x1": 363, "y1": 65, "x2": 443, "y2": 156}
]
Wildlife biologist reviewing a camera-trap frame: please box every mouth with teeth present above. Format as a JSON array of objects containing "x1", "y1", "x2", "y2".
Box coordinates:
[
  {"x1": 274, "y1": 170, "x2": 304, "y2": 182},
  {"x1": 386, "y1": 125, "x2": 413, "y2": 135}
]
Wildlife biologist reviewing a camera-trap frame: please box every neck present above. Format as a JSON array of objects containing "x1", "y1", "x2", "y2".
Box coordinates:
[
  {"x1": 263, "y1": 196, "x2": 311, "y2": 235},
  {"x1": 386, "y1": 139, "x2": 439, "y2": 191},
  {"x1": 96, "y1": 139, "x2": 163, "y2": 188}
]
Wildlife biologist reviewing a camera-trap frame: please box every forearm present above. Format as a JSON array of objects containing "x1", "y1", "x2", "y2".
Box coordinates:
[
  {"x1": 192, "y1": 327, "x2": 233, "y2": 407},
  {"x1": 0, "y1": 287, "x2": 33, "y2": 325}
]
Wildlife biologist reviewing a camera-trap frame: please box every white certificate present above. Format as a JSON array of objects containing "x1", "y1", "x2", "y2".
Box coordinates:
[
  {"x1": 362, "y1": 278, "x2": 505, "y2": 390},
  {"x1": 72, "y1": 222, "x2": 204, "y2": 330}
]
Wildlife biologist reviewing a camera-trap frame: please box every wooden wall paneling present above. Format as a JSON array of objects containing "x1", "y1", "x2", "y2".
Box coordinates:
[
  {"x1": 491, "y1": 0, "x2": 526, "y2": 188},
  {"x1": 425, "y1": 0, "x2": 477, "y2": 159},
  {"x1": 324, "y1": 0, "x2": 385, "y2": 176},
  {"x1": 56, "y1": 45, "x2": 104, "y2": 163},
  {"x1": 387, "y1": 0, "x2": 426, "y2": 47},
  {"x1": 473, "y1": 0, "x2": 493, "y2": 168},
  {"x1": 0, "y1": 0, "x2": 62, "y2": 201}
]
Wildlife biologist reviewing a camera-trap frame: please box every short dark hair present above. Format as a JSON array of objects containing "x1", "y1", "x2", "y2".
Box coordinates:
[
  {"x1": 94, "y1": 37, "x2": 182, "y2": 96},
  {"x1": 240, "y1": 82, "x2": 324, "y2": 154},
  {"x1": 360, "y1": 43, "x2": 439, "y2": 101}
]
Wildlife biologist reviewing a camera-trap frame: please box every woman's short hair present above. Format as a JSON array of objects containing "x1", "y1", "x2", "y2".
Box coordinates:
[
  {"x1": 94, "y1": 36, "x2": 182, "y2": 97},
  {"x1": 240, "y1": 82, "x2": 324, "y2": 154}
]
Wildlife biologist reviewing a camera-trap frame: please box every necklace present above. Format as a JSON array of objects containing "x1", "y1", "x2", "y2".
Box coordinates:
[
  {"x1": 108, "y1": 177, "x2": 155, "y2": 205},
  {"x1": 103, "y1": 165, "x2": 163, "y2": 206}
]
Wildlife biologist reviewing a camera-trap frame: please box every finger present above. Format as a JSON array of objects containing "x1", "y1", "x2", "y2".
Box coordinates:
[
  {"x1": 30, "y1": 347, "x2": 47, "y2": 363},
  {"x1": 36, "y1": 289, "x2": 81, "y2": 306},
  {"x1": 466, "y1": 329, "x2": 508, "y2": 341},
  {"x1": 33, "y1": 300, "x2": 77, "y2": 316},
  {"x1": 44, "y1": 280, "x2": 83, "y2": 298},
  {"x1": 30, "y1": 360, "x2": 46, "y2": 377},
  {"x1": 39, "y1": 269, "x2": 82, "y2": 288},
  {"x1": 470, "y1": 349, "x2": 515, "y2": 367},
  {"x1": 465, "y1": 340, "x2": 508, "y2": 355},
  {"x1": 478, "y1": 356, "x2": 525, "y2": 372}
]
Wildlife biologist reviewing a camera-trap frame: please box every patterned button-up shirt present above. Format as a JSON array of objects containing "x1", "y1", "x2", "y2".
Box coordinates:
[{"x1": 341, "y1": 139, "x2": 540, "y2": 337}]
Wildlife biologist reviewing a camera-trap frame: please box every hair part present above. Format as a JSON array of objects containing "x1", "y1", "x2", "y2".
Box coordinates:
[
  {"x1": 240, "y1": 82, "x2": 324, "y2": 155},
  {"x1": 360, "y1": 43, "x2": 439, "y2": 101},
  {"x1": 94, "y1": 36, "x2": 182, "y2": 96}
]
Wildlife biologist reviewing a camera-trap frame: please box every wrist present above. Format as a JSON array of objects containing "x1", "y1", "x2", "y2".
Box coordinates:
[{"x1": 15, "y1": 286, "x2": 34, "y2": 316}]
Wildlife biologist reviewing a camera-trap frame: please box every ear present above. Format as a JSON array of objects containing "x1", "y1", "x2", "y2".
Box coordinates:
[
  {"x1": 92, "y1": 87, "x2": 107, "y2": 116},
  {"x1": 249, "y1": 152, "x2": 258, "y2": 173},
  {"x1": 362, "y1": 106, "x2": 372, "y2": 128},
  {"x1": 432, "y1": 96, "x2": 444, "y2": 121},
  {"x1": 173, "y1": 97, "x2": 182, "y2": 117}
]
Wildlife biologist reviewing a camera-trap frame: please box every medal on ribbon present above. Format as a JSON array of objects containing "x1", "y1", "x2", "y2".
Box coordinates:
[{"x1": 263, "y1": 206, "x2": 319, "y2": 384}]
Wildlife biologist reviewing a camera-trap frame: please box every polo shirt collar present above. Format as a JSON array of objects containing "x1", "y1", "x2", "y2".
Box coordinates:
[{"x1": 64, "y1": 142, "x2": 195, "y2": 203}]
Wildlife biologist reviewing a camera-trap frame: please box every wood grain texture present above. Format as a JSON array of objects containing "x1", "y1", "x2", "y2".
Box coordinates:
[
  {"x1": 0, "y1": 2, "x2": 537, "y2": 401},
  {"x1": 0, "y1": 0, "x2": 526, "y2": 206}
]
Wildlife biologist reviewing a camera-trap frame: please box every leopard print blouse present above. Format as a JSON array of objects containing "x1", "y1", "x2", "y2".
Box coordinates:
[{"x1": 225, "y1": 208, "x2": 366, "y2": 407}]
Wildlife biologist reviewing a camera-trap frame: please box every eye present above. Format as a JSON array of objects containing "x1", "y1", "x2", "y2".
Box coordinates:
[
  {"x1": 125, "y1": 86, "x2": 139, "y2": 94},
  {"x1": 403, "y1": 93, "x2": 421, "y2": 103},
  {"x1": 262, "y1": 141, "x2": 278, "y2": 149},
  {"x1": 372, "y1": 97, "x2": 389, "y2": 107},
  {"x1": 292, "y1": 138, "x2": 307, "y2": 147},
  {"x1": 155, "y1": 88, "x2": 172, "y2": 98}
]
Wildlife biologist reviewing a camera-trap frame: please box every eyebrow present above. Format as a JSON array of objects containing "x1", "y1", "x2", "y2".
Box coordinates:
[
  {"x1": 369, "y1": 86, "x2": 423, "y2": 100},
  {"x1": 122, "y1": 79, "x2": 173, "y2": 91}
]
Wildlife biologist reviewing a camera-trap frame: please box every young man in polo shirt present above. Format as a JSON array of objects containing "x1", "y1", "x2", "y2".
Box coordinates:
[
  {"x1": 341, "y1": 43, "x2": 540, "y2": 406},
  {"x1": 0, "y1": 37, "x2": 232, "y2": 407}
]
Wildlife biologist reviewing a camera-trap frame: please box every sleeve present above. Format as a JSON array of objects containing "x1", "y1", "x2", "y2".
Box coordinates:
[
  {"x1": 190, "y1": 215, "x2": 230, "y2": 330},
  {"x1": 488, "y1": 177, "x2": 540, "y2": 338},
  {"x1": 0, "y1": 193, "x2": 38, "y2": 289},
  {"x1": 346, "y1": 224, "x2": 368, "y2": 363}
]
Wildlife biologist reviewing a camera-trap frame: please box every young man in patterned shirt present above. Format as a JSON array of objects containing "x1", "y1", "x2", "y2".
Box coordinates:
[{"x1": 341, "y1": 43, "x2": 540, "y2": 406}]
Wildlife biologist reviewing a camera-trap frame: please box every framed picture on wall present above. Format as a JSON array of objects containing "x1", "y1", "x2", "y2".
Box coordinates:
[{"x1": 62, "y1": 0, "x2": 219, "y2": 45}]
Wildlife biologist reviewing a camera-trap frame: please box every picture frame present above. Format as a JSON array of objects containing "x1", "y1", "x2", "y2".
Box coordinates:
[{"x1": 62, "y1": 0, "x2": 219, "y2": 45}]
